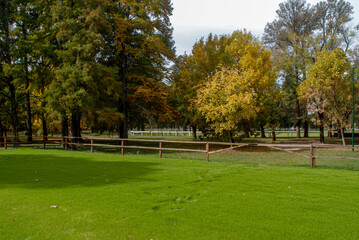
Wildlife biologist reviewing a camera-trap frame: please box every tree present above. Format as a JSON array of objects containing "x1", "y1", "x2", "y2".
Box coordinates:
[
  {"x1": 28, "y1": 0, "x2": 57, "y2": 139},
  {"x1": 264, "y1": 0, "x2": 318, "y2": 139},
  {"x1": 103, "y1": 0, "x2": 175, "y2": 138},
  {"x1": 314, "y1": 0, "x2": 354, "y2": 52},
  {"x1": 10, "y1": 1, "x2": 36, "y2": 142},
  {"x1": 172, "y1": 34, "x2": 228, "y2": 138},
  {"x1": 0, "y1": 0, "x2": 177, "y2": 141},
  {"x1": 1, "y1": 0, "x2": 56, "y2": 143},
  {"x1": 195, "y1": 30, "x2": 279, "y2": 141},
  {"x1": 264, "y1": 0, "x2": 356, "y2": 139},
  {"x1": 298, "y1": 48, "x2": 353, "y2": 145},
  {"x1": 0, "y1": 0, "x2": 22, "y2": 145},
  {"x1": 46, "y1": 0, "x2": 116, "y2": 142}
]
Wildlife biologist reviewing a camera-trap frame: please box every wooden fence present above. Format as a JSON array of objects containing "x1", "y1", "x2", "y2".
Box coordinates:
[
  {"x1": 0, "y1": 136, "x2": 62, "y2": 149},
  {"x1": 1, "y1": 135, "x2": 359, "y2": 168}
]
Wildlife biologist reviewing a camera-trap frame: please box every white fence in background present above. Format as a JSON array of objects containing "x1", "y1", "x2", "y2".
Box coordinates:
[
  {"x1": 129, "y1": 130, "x2": 329, "y2": 138},
  {"x1": 129, "y1": 130, "x2": 202, "y2": 137}
]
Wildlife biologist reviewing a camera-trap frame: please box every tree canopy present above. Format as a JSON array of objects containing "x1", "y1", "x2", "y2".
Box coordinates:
[
  {"x1": 0, "y1": 0, "x2": 177, "y2": 141},
  {"x1": 194, "y1": 31, "x2": 279, "y2": 140},
  {"x1": 298, "y1": 48, "x2": 354, "y2": 145}
]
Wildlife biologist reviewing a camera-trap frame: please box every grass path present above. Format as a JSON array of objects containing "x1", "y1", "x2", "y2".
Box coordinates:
[{"x1": 1, "y1": 148, "x2": 359, "y2": 239}]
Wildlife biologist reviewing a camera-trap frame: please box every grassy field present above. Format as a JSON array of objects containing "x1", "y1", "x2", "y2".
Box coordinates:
[{"x1": 1, "y1": 148, "x2": 359, "y2": 239}]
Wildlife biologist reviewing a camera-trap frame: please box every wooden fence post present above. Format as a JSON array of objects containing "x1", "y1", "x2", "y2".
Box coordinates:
[
  {"x1": 121, "y1": 140, "x2": 124, "y2": 155},
  {"x1": 206, "y1": 142, "x2": 209, "y2": 162},
  {"x1": 91, "y1": 138, "x2": 94, "y2": 153},
  {"x1": 65, "y1": 137, "x2": 68, "y2": 151},
  {"x1": 313, "y1": 146, "x2": 316, "y2": 168},
  {"x1": 4, "y1": 136, "x2": 7, "y2": 149},
  {"x1": 310, "y1": 145, "x2": 316, "y2": 168},
  {"x1": 43, "y1": 136, "x2": 46, "y2": 149},
  {"x1": 159, "y1": 141, "x2": 162, "y2": 158}
]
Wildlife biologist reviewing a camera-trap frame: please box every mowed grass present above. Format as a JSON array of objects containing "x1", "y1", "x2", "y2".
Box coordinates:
[{"x1": 1, "y1": 149, "x2": 359, "y2": 240}]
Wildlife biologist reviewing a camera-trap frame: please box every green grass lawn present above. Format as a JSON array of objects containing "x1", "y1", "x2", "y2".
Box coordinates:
[{"x1": 1, "y1": 148, "x2": 359, "y2": 240}]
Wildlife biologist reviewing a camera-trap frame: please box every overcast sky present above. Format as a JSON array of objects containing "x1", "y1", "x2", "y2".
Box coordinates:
[{"x1": 170, "y1": 0, "x2": 359, "y2": 55}]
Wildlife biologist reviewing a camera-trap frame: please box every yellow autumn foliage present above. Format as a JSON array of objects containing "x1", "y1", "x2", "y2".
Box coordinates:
[
  {"x1": 298, "y1": 48, "x2": 354, "y2": 145},
  {"x1": 195, "y1": 30, "x2": 278, "y2": 134}
]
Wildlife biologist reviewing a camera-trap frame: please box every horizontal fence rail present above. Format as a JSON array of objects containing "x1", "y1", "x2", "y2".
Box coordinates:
[
  {"x1": 1, "y1": 136, "x2": 359, "y2": 167},
  {"x1": 0, "y1": 136, "x2": 63, "y2": 149}
]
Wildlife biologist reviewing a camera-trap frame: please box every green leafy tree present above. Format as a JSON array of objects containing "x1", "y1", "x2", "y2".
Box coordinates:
[
  {"x1": 0, "y1": 0, "x2": 21, "y2": 144},
  {"x1": 103, "y1": 0, "x2": 176, "y2": 138},
  {"x1": 47, "y1": 0, "x2": 116, "y2": 140},
  {"x1": 264, "y1": 0, "x2": 318, "y2": 138}
]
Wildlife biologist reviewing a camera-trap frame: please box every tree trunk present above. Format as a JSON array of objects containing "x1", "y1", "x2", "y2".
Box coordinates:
[
  {"x1": 295, "y1": 126, "x2": 300, "y2": 138},
  {"x1": 22, "y1": 25, "x2": 32, "y2": 142},
  {"x1": 302, "y1": 68, "x2": 308, "y2": 138},
  {"x1": 0, "y1": 120, "x2": 4, "y2": 146},
  {"x1": 340, "y1": 127, "x2": 346, "y2": 146},
  {"x1": 42, "y1": 113, "x2": 48, "y2": 141},
  {"x1": 294, "y1": 64, "x2": 302, "y2": 139},
  {"x1": 318, "y1": 112, "x2": 325, "y2": 143},
  {"x1": 25, "y1": 89, "x2": 32, "y2": 142},
  {"x1": 71, "y1": 109, "x2": 82, "y2": 143},
  {"x1": 327, "y1": 129, "x2": 332, "y2": 138},
  {"x1": 61, "y1": 113, "x2": 69, "y2": 148},
  {"x1": 118, "y1": 109, "x2": 128, "y2": 138},
  {"x1": 228, "y1": 131, "x2": 235, "y2": 143},
  {"x1": 271, "y1": 128, "x2": 276, "y2": 142},
  {"x1": 331, "y1": 125, "x2": 334, "y2": 138},
  {"x1": 243, "y1": 124, "x2": 251, "y2": 138},
  {"x1": 118, "y1": 9, "x2": 130, "y2": 139},
  {"x1": 2, "y1": 0, "x2": 19, "y2": 146},
  {"x1": 192, "y1": 125, "x2": 197, "y2": 139},
  {"x1": 303, "y1": 119, "x2": 309, "y2": 138},
  {"x1": 260, "y1": 124, "x2": 266, "y2": 138},
  {"x1": 337, "y1": 128, "x2": 342, "y2": 139},
  {"x1": 9, "y1": 81, "x2": 19, "y2": 147},
  {"x1": 118, "y1": 72, "x2": 128, "y2": 138},
  {"x1": 0, "y1": 121, "x2": 3, "y2": 137},
  {"x1": 70, "y1": 111, "x2": 79, "y2": 150},
  {"x1": 41, "y1": 98, "x2": 48, "y2": 141},
  {"x1": 295, "y1": 100, "x2": 301, "y2": 139}
]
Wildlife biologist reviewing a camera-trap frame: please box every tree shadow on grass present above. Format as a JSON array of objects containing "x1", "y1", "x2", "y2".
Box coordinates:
[{"x1": 0, "y1": 152, "x2": 161, "y2": 189}]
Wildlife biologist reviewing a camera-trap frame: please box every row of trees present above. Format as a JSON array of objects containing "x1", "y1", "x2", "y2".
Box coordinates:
[
  {"x1": 172, "y1": 0, "x2": 359, "y2": 144},
  {"x1": 0, "y1": 0, "x2": 177, "y2": 143},
  {"x1": 264, "y1": 0, "x2": 359, "y2": 144},
  {"x1": 0, "y1": 0, "x2": 358, "y2": 144}
]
